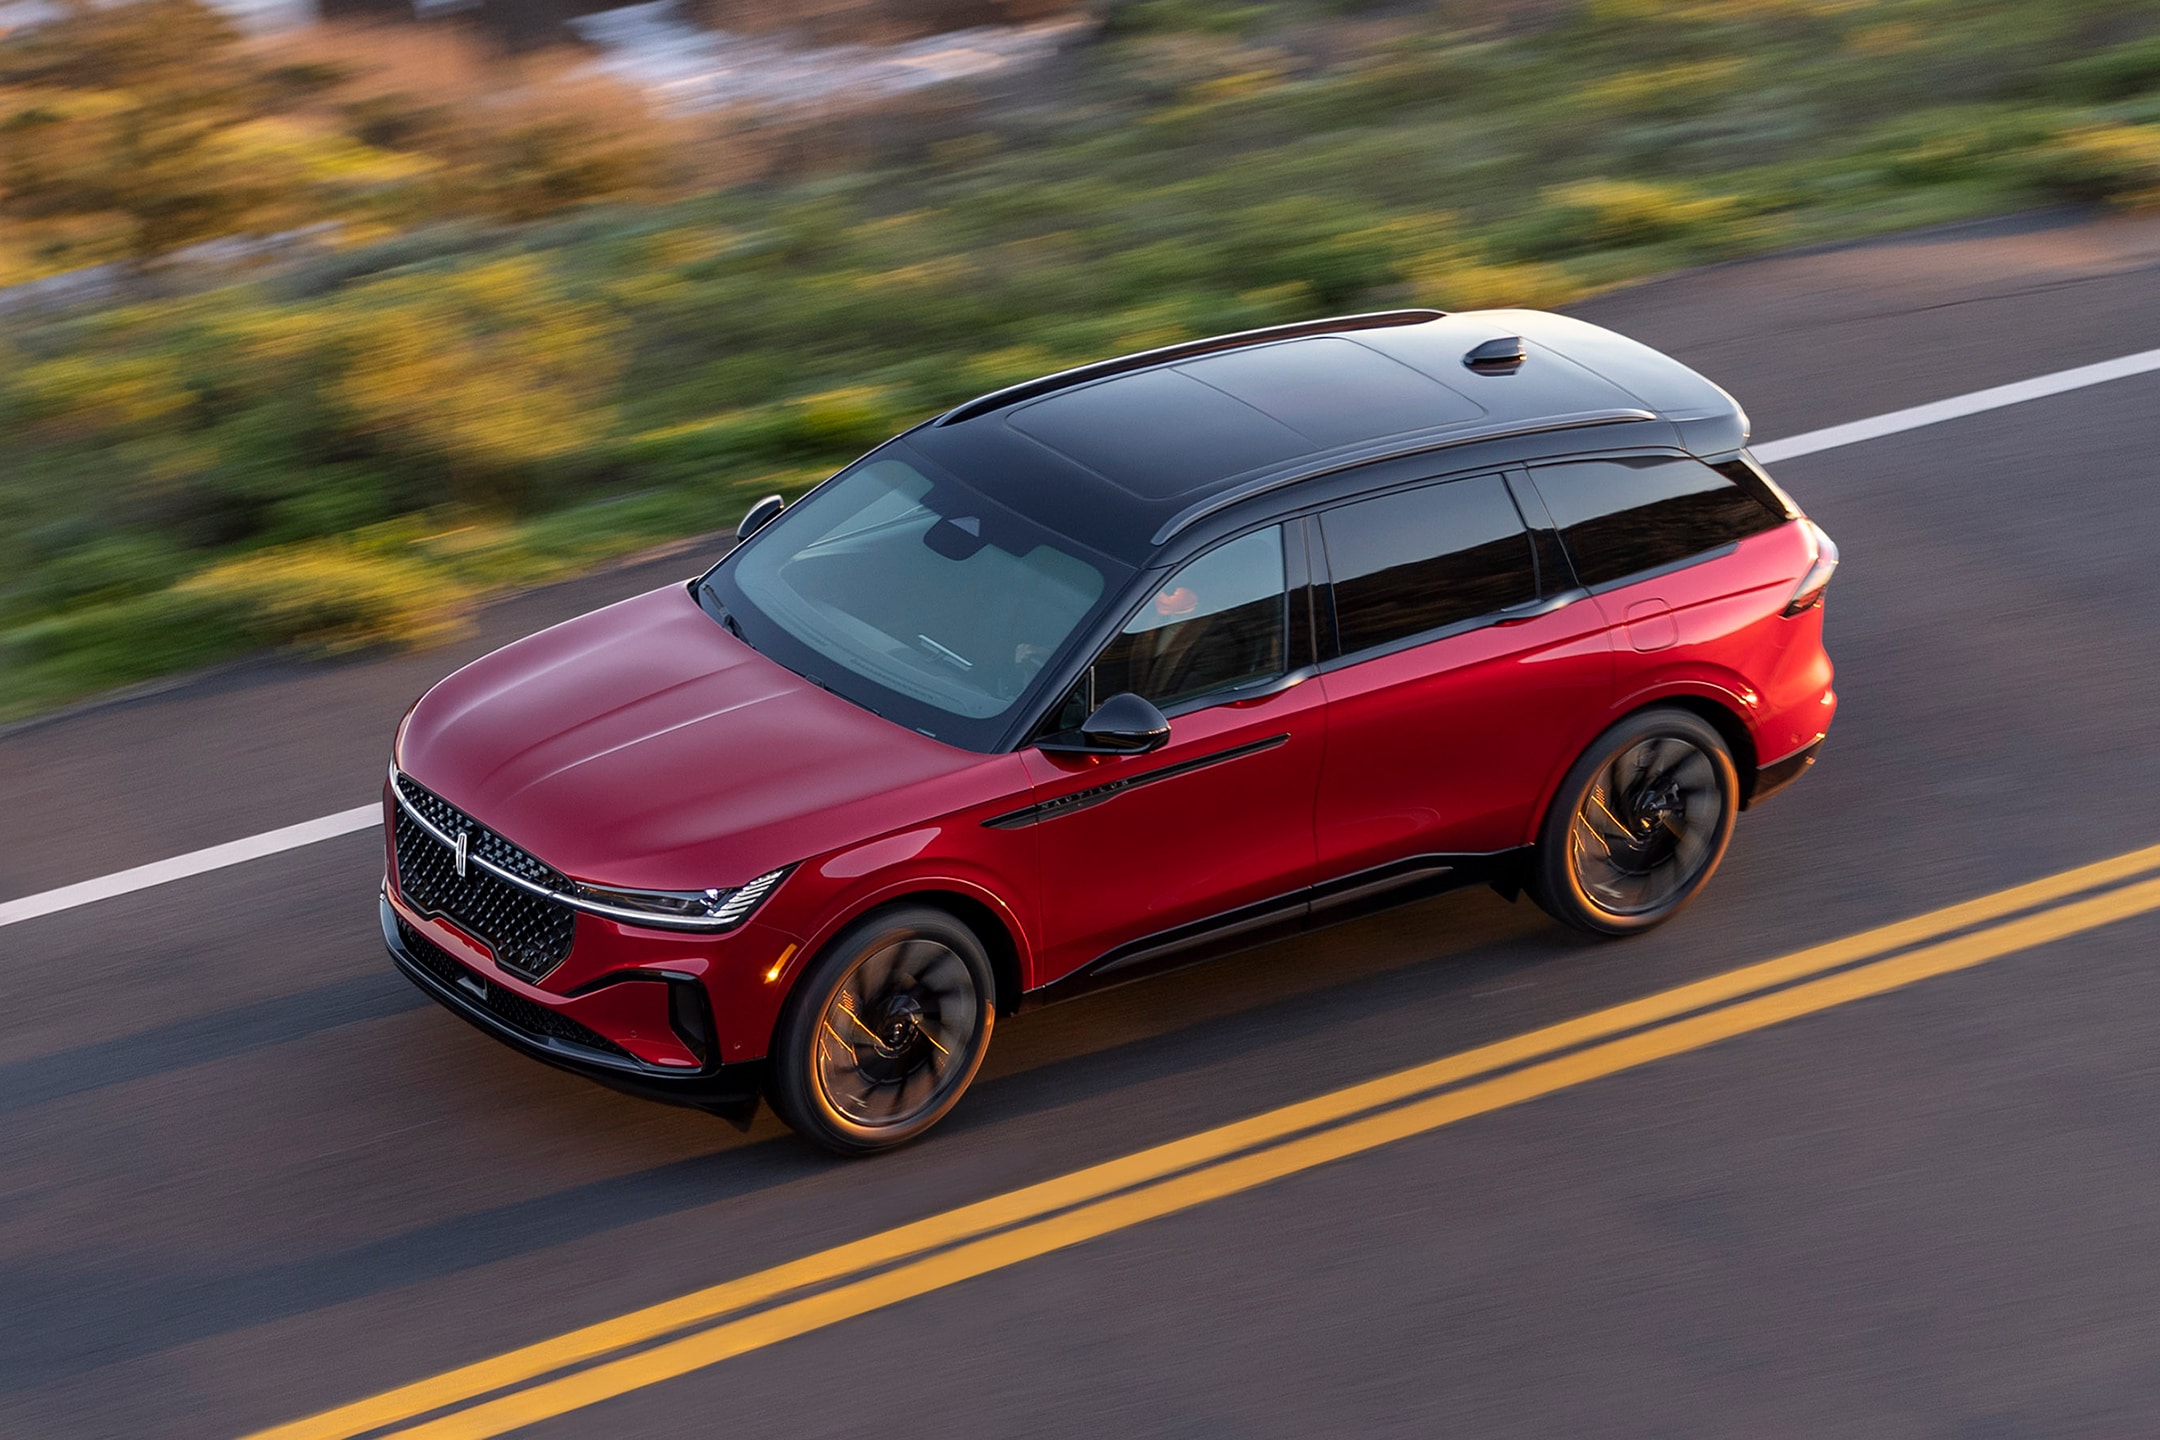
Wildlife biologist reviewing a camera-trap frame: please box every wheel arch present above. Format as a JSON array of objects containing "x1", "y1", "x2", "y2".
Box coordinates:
[
  {"x1": 790, "y1": 880, "x2": 1031, "y2": 1020},
  {"x1": 1658, "y1": 693, "x2": 1759, "y2": 796},
  {"x1": 1528, "y1": 687, "x2": 1759, "y2": 844},
  {"x1": 900, "y1": 889, "x2": 1027, "y2": 1017}
]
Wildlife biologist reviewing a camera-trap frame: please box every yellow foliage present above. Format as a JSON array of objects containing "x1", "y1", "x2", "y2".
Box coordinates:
[
  {"x1": 1404, "y1": 248, "x2": 1585, "y2": 311},
  {"x1": 779, "y1": 386, "x2": 908, "y2": 449},
  {"x1": 1845, "y1": 22, "x2": 1923, "y2": 56},
  {"x1": 1582, "y1": 59, "x2": 1748, "y2": 116},
  {"x1": 329, "y1": 255, "x2": 624, "y2": 499},
  {"x1": 173, "y1": 542, "x2": 475, "y2": 653},
  {"x1": 0, "y1": 81, "x2": 426, "y2": 266},
  {"x1": 254, "y1": 22, "x2": 688, "y2": 221},
  {"x1": 1536, "y1": 179, "x2": 1755, "y2": 250},
  {"x1": 203, "y1": 115, "x2": 434, "y2": 190},
  {"x1": 2039, "y1": 123, "x2": 2160, "y2": 209},
  {"x1": 1185, "y1": 66, "x2": 1292, "y2": 106},
  {"x1": 13, "y1": 353, "x2": 195, "y2": 441}
]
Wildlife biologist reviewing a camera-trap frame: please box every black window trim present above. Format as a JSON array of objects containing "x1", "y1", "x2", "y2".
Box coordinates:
[
  {"x1": 1520, "y1": 446, "x2": 1790, "y2": 598},
  {"x1": 1504, "y1": 465, "x2": 1579, "y2": 600},
  {"x1": 1024, "y1": 518, "x2": 1313, "y2": 739},
  {"x1": 1302, "y1": 513, "x2": 1338, "y2": 664},
  {"x1": 1706, "y1": 451, "x2": 1802, "y2": 521},
  {"x1": 1576, "y1": 542, "x2": 1742, "y2": 598},
  {"x1": 1311, "y1": 467, "x2": 1550, "y2": 673}
]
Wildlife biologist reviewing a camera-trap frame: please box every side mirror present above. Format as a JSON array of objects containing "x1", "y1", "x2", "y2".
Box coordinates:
[
  {"x1": 1039, "y1": 692, "x2": 1171, "y2": 755},
  {"x1": 736, "y1": 494, "x2": 785, "y2": 541}
]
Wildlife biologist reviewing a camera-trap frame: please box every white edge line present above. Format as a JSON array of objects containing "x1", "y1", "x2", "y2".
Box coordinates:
[
  {"x1": 0, "y1": 805, "x2": 380, "y2": 929},
  {"x1": 10, "y1": 342, "x2": 2160, "y2": 929},
  {"x1": 1752, "y1": 346, "x2": 2160, "y2": 463}
]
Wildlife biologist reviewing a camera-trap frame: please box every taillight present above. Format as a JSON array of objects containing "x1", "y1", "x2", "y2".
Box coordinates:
[{"x1": 1783, "y1": 521, "x2": 1839, "y2": 617}]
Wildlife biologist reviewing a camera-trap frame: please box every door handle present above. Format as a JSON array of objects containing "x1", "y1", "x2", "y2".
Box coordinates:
[
  {"x1": 1220, "y1": 666, "x2": 1316, "y2": 707},
  {"x1": 1495, "y1": 588, "x2": 1586, "y2": 625}
]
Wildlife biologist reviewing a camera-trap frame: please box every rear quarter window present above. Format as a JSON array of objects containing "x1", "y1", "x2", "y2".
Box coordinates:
[{"x1": 1529, "y1": 455, "x2": 1784, "y2": 589}]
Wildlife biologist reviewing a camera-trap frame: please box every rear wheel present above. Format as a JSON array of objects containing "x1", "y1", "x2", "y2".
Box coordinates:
[
  {"x1": 1530, "y1": 708, "x2": 1738, "y2": 936},
  {"x1": 768, "y1": 905, "x2": 995, "y2": 1154}
]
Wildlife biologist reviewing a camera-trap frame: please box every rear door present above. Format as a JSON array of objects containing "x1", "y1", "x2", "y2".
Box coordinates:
[
  {"x1": 1311, "y1": 471, "x2": 1614, "y2": 888},
  {"x1": 1020, "y1": 523, "x2": 1326, "y2": 986},
  {"x1": 1522, "y1": 454, "x2": 1792, "y2": 717}
]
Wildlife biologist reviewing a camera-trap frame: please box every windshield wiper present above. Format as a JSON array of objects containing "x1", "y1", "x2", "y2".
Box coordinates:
[
  {"x1": 916, "y1": 633, "x2": 974, "y2": 672},
  {"x1": 697, "y1": 578, "x2": 745, "y2": 640}
]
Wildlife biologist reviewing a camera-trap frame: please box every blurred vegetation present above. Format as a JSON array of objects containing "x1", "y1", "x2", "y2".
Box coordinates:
[{"x1": 6, "y1": 0, "x2": 2160, "y2": 720}]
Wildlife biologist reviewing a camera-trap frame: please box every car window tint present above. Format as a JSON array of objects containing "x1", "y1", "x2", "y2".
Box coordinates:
[
  {"x1": 1530, "y1": 455, "x2": 1783, "y2": 588},
  {"x1": 1321, "y1": 475, "x2": 1536, "y2": 656},
  {"x1": 1088, "y1": 527, "x2": 1288, "y2": 710}
]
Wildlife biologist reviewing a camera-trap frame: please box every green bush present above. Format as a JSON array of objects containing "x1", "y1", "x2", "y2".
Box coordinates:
[
  {"x1": 1499, "y1": 179, "x2": 1757, "y2": 259},
  {"x1": 5, "y1": 532, "x2": 194, "y2": 618},
  {"x1": 1, "y1": 586, "x2": 242, "y2": 697},
  {"x1": 2029, "y1": 122, "x2": 2160, "y2": 207},
  {"x1": 2045, "y1": 36, "x2": 2160, "y2": 103},
  {"x1": 1861, "y1": 108, "x2": 2056, "y2": 187}
]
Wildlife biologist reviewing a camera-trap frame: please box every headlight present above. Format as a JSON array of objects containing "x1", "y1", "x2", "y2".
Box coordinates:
[{"x1": 570, "y1": 866, "x2": 793, "y2": 931}]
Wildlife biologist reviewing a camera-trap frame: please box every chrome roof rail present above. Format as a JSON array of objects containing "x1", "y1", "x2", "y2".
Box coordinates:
[
  {"x1": 934, "y1": 310, "x2": 1447, "y2": 427},
  {"x1": 1150, "y1": 407, "x2": 1660, "y2": 546}
]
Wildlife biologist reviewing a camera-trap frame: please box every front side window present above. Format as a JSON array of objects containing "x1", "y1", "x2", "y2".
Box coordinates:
[
  {"x1": 1529, "y1": 455, "x2": 1784, "y2": 589},
  {"x1": 1321, "y1": 474, "x2": 1538, "y2": 657},
  {"x1": 711, "y1": 448, "x2": 1123, "y2": 748},
  {"x1": 1060, "y1": 527, "x2": 1289, "y2": 723}
]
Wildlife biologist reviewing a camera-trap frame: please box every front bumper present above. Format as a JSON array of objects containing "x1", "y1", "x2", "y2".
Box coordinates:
[{"x1": 382, "y1": 894, "x2": 764, "y2": 1121}]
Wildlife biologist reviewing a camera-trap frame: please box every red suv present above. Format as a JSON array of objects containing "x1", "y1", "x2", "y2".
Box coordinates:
[{"x1": 382, "y1": 309, "x2": 1838, "y2": 1152}]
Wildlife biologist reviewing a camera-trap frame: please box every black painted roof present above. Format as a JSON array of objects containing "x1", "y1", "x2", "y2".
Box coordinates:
[{"x1": 905, "y1": 309, "x2": 1749, "y2": 564}]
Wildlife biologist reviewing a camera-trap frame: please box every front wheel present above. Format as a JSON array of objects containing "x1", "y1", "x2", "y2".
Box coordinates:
[
  {"x1": 1529, "y1": 708, "x2": 1739, "y2": 937},
  {"x1": 767, "y1": 905, "x2": 995, "y2": 1154}
]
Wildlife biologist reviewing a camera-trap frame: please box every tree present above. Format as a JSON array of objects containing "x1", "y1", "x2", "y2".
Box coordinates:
[{"x1": 0, "y1": 0, "x2": 424, "y2": 267}]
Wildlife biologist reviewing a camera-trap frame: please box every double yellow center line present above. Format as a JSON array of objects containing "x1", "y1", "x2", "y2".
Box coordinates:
[{"x1": 247, "y1": 840, "x2": 2160, "y2": 1440}]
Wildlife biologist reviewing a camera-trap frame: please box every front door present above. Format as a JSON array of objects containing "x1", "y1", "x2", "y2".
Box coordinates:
[{"x1": 1018, "y1": 524, "x2": 1326, "y2": 986}]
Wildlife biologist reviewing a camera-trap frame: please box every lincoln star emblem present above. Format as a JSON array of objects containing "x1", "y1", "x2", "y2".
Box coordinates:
[{"x1": 454, "y1": 829, "x2": 470, "y2": 879}]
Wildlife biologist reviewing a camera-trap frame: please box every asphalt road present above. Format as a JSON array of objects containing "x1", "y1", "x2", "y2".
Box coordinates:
[{"x1": 8, "y1": 209, "x2": 2160, "y2": 1439}]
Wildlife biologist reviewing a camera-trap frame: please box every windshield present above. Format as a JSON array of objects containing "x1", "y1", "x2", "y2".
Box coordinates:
[{"x1": 702, "y1": 446, "x2": 1127, "y2": 749}]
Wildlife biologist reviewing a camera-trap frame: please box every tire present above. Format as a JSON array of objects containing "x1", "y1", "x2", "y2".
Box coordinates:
[
  {"x1": 1529, "y1": 707, "x2": 1739, "y2": 937},
  {"x1": 767, "y1": 904, "x2": 996, "y2": 1154}
]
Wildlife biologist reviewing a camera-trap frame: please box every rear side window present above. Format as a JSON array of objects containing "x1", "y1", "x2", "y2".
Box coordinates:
[
  {"x1": 1321, "y1": 474, "x2": 1537, "y2": 656},
  {"x1": 1529, "y1": 455, "x2": 1783, "y2": 589}
]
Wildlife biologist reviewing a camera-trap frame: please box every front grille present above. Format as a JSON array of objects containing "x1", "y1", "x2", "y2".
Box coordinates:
[
  {"x1": 394, "y1": 774, "x2": 567, "y2": 888},
  {"x1": 392, "y1": 775, "x2": 575, "y2": 980},
  {"x1": 396, "y1": 917, "x2": 635, "y2": 1062}
]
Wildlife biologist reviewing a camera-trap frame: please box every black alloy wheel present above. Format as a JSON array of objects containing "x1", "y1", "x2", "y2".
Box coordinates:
[
  {"x1": 768, "y1": 905, "x2": 995, "y2": 1153},
  {"x1": 1530, "y1": 707, "x2": 1739, "y2": 936}
]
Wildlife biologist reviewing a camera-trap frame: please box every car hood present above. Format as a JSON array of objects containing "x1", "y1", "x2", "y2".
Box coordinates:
[{"x1": 396, "y1": 583, "x2": 1019, "y2": 891}]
